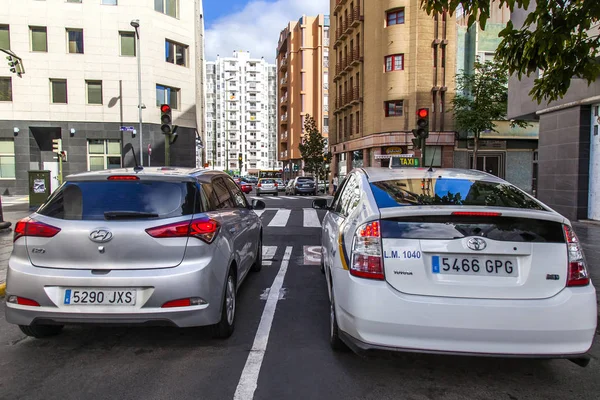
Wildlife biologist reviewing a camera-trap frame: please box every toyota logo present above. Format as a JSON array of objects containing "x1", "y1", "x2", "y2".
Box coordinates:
[
  {"x1": 467, "y1": 237, "x2": 487, "y2": 251},
  {"x1": 89, "y1": 229, "x2": 113, "y2": 243}
]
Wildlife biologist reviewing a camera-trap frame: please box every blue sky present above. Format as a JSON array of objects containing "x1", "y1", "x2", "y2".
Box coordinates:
[{"x1": 203, "y1": 0, "x2": 328, "y2": 63}]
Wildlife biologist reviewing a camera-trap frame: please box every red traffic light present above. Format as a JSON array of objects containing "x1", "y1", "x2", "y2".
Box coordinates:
[
  {"x1": 417, "y1": 108, "x2": 429, "y2": 118},
  {"x1": 160, "y1": 104, "x2": 171, "y2": 113}
]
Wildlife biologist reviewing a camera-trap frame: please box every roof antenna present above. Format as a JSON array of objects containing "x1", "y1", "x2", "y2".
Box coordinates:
[{"x1": 123, "y1": 143, "x2": 143, "y2": 172}]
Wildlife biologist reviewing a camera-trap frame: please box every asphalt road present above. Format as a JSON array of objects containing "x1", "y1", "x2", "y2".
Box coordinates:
[{"x1": 1, "y1": 195, "x2": 600, "y2": 400}]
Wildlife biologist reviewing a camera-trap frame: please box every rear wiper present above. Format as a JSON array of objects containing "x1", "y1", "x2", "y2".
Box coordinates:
[{"x1": 104, "y1": 211, "x2": 159, "y2": 220}]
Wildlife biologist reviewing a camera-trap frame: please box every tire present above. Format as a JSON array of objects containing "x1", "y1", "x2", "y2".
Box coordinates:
[
  {"x1": 329, "y1": 295, "x2": 348, "y2": 351},
  {"x1": 274, "y1": 192, "x2": 278, "y2": 196},
  {"x1": 256, "y1": 192, "x2": 260, "y2": 197},
  {"x1": 251, "y1": 236, "x2": 263, "y2": 272},
  {"x1": 212, "y1": 269, "x2": 236, "y2": 339},
  {"x1": 19, "y1": 324, "x2": 64, "y2": 338}
]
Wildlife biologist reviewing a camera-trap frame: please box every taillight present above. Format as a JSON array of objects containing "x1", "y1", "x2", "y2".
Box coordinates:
[
  {"x1": 13, "y1": 217, "x2": 61, "y2": 242},
  {"x1": 451, "y1": 212, "x2": 502, "y2": 217},
  {"x1": 350, "y1": 221, "x2": 384, "y2": 280},
  {"x1": 7, "y1": 295, "x2": 40, "y2": 307},
  {"x1": 107, "y1": 175, "x2": 139, "y2": 181},
  {"x1": 564, "y1": 225, "x2": 589, "y2": 287},
  {"x1": 257, "y1": 183, "x2": 262, "y2": 188},
  {"x1": 146, "y1": 218, "x2": 220, "y2": 243}
]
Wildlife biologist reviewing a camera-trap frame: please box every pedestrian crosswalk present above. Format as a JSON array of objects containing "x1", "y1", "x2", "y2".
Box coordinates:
[{"x1": 254, "y1": 208, "x2": 326, "y2": 228}]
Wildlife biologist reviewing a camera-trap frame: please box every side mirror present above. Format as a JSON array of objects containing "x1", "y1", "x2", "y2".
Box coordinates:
[
  {"x1": 252, "y1": 199, "x2": 266, "y2": 210},
  {"x1": 312, "y1": 198, "x2": 329, "y2": 210}
]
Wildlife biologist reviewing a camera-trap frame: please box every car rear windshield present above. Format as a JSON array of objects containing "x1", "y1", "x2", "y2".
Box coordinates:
[
  {"x1": 370, "y1": 178, "x2": 546, "y2": 210},
  {"x1": 297, "y1": 177, "x2": 314, "y2": 181},
  {"x1": 38, "y1": 180, "x2": 199, "y2": 220},
  {"x1": 260, "y1": 179, "x2": 274, "y2": 184}
]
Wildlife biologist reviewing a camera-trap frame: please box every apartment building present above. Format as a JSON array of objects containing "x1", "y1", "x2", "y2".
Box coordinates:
[
  {"x1": 455, "y1": 3, "x2": 539, "y2": 194},
  {"x1": 276, "y1": 15, "x2": 330, "y2": 179},
  {"x1": 205, "y1": 51, "x2": 278, "y2": 176},
  {"x1": 508, "y1": 9, "x2": 600, "y2": 221},
  {"x1": 0, "y1": 0, "x2": 205, "y2": 195},
  {"x1": 329, "y1": 0, "x2": 456, "y2": 178}
]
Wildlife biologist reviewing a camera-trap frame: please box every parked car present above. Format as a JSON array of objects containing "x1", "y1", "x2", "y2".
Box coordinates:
[
  {"x1": 242, "y1": 176, "x2": 258, "y2": 185},
  {"x1": 234, "y1": 178, "x2": 253, "y2": 194},
  {"x1": 5, "y1": 168, "x2": 266, "y2": 339},
  {"x1": 288, "y1": 176, "x2": 317, "y2": 196},
  {"x1": 256, "y1": 178, "x2": 279, "y2": 196},
  {"x1": 314, "y1": 167, "x2": 596, "y2": 366}
]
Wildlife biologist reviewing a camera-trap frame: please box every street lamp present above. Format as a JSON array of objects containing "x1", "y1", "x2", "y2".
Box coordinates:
[{"x1": 131, "y1": 19, "x2": 143, "y2": 166}]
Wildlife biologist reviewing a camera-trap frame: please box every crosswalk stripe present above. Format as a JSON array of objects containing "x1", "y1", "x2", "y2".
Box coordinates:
[
  {"x1": 262, "y1": 245, "x2": 277, "y2": 266},
  {"x1": 254, "y1": 210, "x2": 265, "y2": 217},
  {"x1": 266, "y1": 196, "x2": 282, "y2": 200},
  {"x1": 268, "y1": 209, "x2": 291, "y2": 227},
  {"x1": 303, "y1": 208, "x2": 321, "y2": 227}
]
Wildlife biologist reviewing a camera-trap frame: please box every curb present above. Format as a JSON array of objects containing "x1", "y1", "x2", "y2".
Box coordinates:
[{"x1": 0, "y1": 282, "x2": 5, "y2": 298}]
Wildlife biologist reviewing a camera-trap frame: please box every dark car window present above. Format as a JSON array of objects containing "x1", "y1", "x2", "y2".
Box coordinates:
[
  {"x1": 260, "y1": 179, "x2": 275, "y2": 184},
  {"x1": 297, "y1": 177, "x2": 314, "y2": 182},
  {"x1": 38, "y1": 180, "x2": 197, "y2": 220},
  {"x1": 335, "y1": 174, "x2": 360, "y2": 217},
  {"x1": 370, "y1": 178, "x2": 546, "y2": 210},
  {"x1": 225, "y1": 178, "x2": 248, "y2": 208},
  {"x1": 212, "y1": 178, "x2": 235, "y2": 210}
]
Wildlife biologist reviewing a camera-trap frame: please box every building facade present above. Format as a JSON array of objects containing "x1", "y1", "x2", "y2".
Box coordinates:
[
  {"x1": 507, "y1": 4, "x2": 600, "y2": 220},
  {"x1": 454, "y1": 2, "x2": 539, "y2": 194},
  {"x1": 276, "y1": 15, "x2": 330, "y2": 179},
  {"x1": 329, "y1": 0, "x2": 457, "y2": 179},
  {"x1": 205, "y1": 51, "x2": 278, "y2": 176},
  {"x1": 0, "y1": 0, "x2": 205, "y2": 196}
]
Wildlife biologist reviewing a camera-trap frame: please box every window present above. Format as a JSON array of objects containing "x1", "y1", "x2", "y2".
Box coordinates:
[
  {"x1": 224, "y1": 178, "x2": 247, "y2": 208},
  {"x1": 102, "y1": 0, "x2": 117, "y2": 4},
  {"x1": 385, "y1": 54, "x2": 404, "y2": 72},
  {"x1": 212, "y1": 178, "x2": 235, "y2": 209},
  {"x1": 120, "y1": 32, "x2": 136, "y2": 56},
  {"x1": 86, "y1": 80, "x2": 103, "y2": 105},
  {"x1": 424, "y1": 146, "x2": 442, "y2": 167},
  {"x1": 87, "y1": 140, "x2": 121, "y2": 171},
  {"x1": 155, "y1": 0, "x2": 178, "y2": 18},
  {"x1": 0, "y1": 77, "x2": 12, "y2": 101},
  {"x1": 356, "y1": 111, "x2": 360, "y2": 133},
  {"x1": 0, "y1": 140, "x2": 15, "y2": 179},
  {"x1": 165, "y1": 39, "x2": 188, "y2": 66},
  {"x1": 67, "y1": 29, "x2": 84, "y2": 54},
  {"x1": 387, "y1": 9, "x2": 405, "y2": 26},
  {"x1": 334, "y1": 174, "x2": 360, "y2": 217},
  {"x1": 50, "y1": 79, "x2": 68, "y2": 104},
  {"x1": 156, "y1": 84, "x2": 179, "y2": 109},
  {"x1": 30, "y1": 26, "x2": 47, "y2": 52},
  {"x1": 385, "y1": 100, "x2": 403, "y2": 117},
  {"x1": 0, "y1": 25, "x2": 9, "y2": 50}
]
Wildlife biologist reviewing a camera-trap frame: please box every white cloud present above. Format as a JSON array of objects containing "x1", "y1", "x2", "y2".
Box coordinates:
[{"x1": 205, "y1": 0, "x2": 329, "y2": 63}]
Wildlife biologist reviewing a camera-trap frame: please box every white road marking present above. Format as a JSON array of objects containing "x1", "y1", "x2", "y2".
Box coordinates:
[
  {"x1": 268, "y1": 209, "x2": 291, "y2": 227},
  {"x1": 266, "y1": 196, "x2": 282, "y2": 200},
  {"x1": 262, "y1": 245, "x2": 277, "y2": 266},
  {"x1": 234, "y1": 246, "x2": 293, "y2": 400},
  {"x1": 303, "y1": 208, "x2": 321, "y2": 228},
  {"x1": 253, "y1": 210, "x2": 265, "y2": 218},
  {"x1": 303, "y1": 245, "x2": 322, "y2": 265}
]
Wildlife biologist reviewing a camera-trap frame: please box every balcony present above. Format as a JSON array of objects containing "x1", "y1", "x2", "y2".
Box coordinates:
[
  {"x1": 247, "y1": 125, "x2": 259, "y2": 131},
  {"x1": 248, "y1": 136, "x2": 259, "y2": 142},
  {"x1": 351, "y1": 46, "x2": 362, "y2": 66},
  {"x1": 323, "y1": 104, "x2": 329, "y2": 113},
  {"x1": 247, "y1": 74, "x2": 260, "y2": 82},
  {"x1": 334, "y1": 28, "x2": 342, "y2": 48},
  {"x1": 279, "y1": 56, "x2": 288, "y2": 71},
  {"x1": 351, "y1": 85, "x2": 360, "y2": 105},
  {"x1": 339, "y1": 21, "x2": 349, "y2": 40},
  {"x1": 334, "y1": 63, "x2": 342, "y2": 81},
  {"x1": 280, "y1": 93, "x2": 288, "y2": 105},
  {"x1": 280, "y1": 131, "x2": 288, "y2": 141},
  {"x1": 280, "y1": 150, "x2": 288, "y2": 159},
  {"x1": 340, "y1": 56, "x2": 349, "y2": 75},
  {"x1": 280, "y1": 74, "x2": 288, "y2": 87},
  {"x1": 247, "y1": 84, "x2": 259, "y2": 92},
  {"x1": 281, "y1": 113, "x2": 288, "y2": 124},
  {"x1": 351, "y1": 5, "x2": 362, "y2": 28},
  {"x1": 323, "y1": 125, "x2": 329, "y2": 134},
  {"x1": 333, "y1": 0, "x2": 344, "y2": 13}
]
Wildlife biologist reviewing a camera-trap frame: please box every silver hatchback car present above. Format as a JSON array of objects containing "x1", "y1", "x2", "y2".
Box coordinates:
[{"x1": 5, "y1": 167, "x2": 265, "y2": 339}]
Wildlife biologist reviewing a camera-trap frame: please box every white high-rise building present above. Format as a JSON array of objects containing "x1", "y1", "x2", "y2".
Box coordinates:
[{"x1": 205, "y1": 51, "x2": 279, "y2": 176}]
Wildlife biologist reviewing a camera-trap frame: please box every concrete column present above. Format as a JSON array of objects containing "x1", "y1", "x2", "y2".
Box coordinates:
[
  {"x1": 372, "y1": 147, "x2": 382, "y2": 167},
  {"x1": 363, "y1": 148, "x2": 370, "y2": 167}
]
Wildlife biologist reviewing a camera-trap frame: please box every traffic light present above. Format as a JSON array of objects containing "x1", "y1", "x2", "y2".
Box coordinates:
[
  {"x1": 411, "y1": 132, "x2": 422, "y2": 150},
  {"x1": 160, "y1": 104, "x2": 172, "y2": 135},
  {"x1": 6, "y1": 56, "x2": 24, "y2": 76},
  {"x1": 416, "y1": 108, "x2": 430, "y2": 139},
  {"x1": 52, "y1": 138, "x2": 62, "y2": 153},
  {"x1": 238, "y1": 153, "x2": 243, "y2": 163}
]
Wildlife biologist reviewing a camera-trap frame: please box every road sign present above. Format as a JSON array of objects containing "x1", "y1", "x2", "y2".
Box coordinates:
[{"x1": 120, "y1": 126, "x2": 135, "y2": 132}]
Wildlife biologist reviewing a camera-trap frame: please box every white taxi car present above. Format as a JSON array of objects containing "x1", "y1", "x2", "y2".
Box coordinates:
[{"x1": 313, "y1": 167, "x2": 596, "y2": 366}]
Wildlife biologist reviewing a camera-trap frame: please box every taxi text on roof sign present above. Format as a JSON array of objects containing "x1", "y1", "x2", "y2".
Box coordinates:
[{"x1": 374, "y1": 154, "x2": 421, "y2": 168}]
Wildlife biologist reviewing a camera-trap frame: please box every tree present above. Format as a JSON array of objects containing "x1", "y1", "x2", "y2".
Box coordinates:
[
  {"x1": 421, "y1": 0, "x2": 600, "y2": 103},
  {"x1": 298, "y1": 114, "x2": 331, "y2": 182},
  {"x1": 453, "y1": 59, "x2": 528, "y2": 169}
]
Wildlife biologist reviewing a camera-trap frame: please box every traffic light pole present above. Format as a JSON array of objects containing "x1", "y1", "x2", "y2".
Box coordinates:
[
  {"x1": 165, "y1": 134, "x2": 171, "y2": 167},
  {"x1": 421, "y1": 137, "x2": 426, "y2": 168},
  {"x1": 58, "y1": 153, "x2": 63, "y2": 185}
]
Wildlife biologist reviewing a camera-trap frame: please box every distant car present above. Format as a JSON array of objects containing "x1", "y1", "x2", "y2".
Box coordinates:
[
  {"x1": 5, "y1": 168, "x2": 266, "y2": 339},
  {"x1": 288, "y1": 177, "x2": 317, "y2": 196},
  {"x1": 256, "y1": 178, "x2": 278, "y2": 196},
  {"x1": 243, "y1": 176, "x2": 258, "y2": 185},
  {"x1": 234, "y1": 178, "x2": 252, "y2": 194},
  {"x1": 314, "y1": 167, "x2": 596, "y2": 366},
  {"x1": 275, "y1": 179, "x2": 285, "y2": 192}
]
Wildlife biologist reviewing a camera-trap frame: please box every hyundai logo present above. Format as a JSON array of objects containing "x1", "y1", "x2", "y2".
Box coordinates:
[
  {"x1": 89, "y1": 229, "x2": 113, "y2": 243},
  {"x1": 467, "y1": 237, "x2": 487, "y2": 251}
]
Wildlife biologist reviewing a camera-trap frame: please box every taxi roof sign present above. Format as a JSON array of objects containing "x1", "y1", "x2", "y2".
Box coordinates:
[{"x1": 375, "y1": 154, "x2": 420, "y2": 169}]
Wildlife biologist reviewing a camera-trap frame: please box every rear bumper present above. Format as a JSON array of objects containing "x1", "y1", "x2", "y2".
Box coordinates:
[
  {"x1": 5, "y1": 249, "x2": 229, "y2": 328},
  {"x1": 332, "y1": 267, "x2": 597, "y2": 357},
  {"x1": 257, "y1": 188, "x2": 278, "y2": 194}
]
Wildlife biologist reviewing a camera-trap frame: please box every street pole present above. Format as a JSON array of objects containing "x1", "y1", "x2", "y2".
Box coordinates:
[
  {"x1": 421, "y1": 137, "x2": 426, "y2": 168},
  {"x1": 165, "y1": 134, "x2": 171, "y2": 166},
  {"x1": 132, "y1": 20, "x2": 143, "y2": 167}
]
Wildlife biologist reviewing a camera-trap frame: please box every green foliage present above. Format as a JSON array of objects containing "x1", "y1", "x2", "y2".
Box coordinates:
[
  {"x1": 298, "y1": 114, "x2": 331, "y2": 178},
  {"x1": 420, "y1": 0, "x2": 600, "y2": 103}
]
